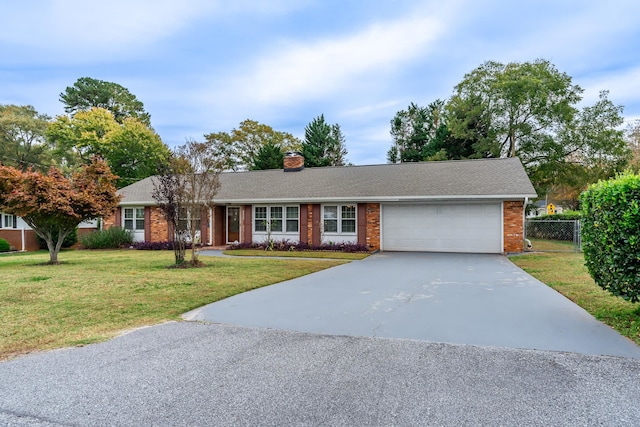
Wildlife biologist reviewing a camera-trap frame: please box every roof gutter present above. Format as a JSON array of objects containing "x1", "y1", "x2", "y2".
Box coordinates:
[{"x1": 119, "y1": 194, "x2": 538, "y2": 206}]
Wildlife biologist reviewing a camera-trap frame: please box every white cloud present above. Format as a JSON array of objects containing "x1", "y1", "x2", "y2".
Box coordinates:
[
  {"x1": 208, "y1": 4, "x2": 456, "y2": 108},
  {"x1": 0, "y1": 0, "x2": 306, "y2": 63},
  {"x1": 579, "y1": 66, "x2": 640, "y2": 108}
]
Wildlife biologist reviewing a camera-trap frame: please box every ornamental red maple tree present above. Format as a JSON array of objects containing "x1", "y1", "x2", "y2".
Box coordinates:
[{"x1": 0, "y1": 157, "x2": 120, "y2": 263}]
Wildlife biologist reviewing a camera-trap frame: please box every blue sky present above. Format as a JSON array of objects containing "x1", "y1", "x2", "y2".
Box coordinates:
[{"x1": 2, "y1": 0, "x2": 639, "y2": 165}]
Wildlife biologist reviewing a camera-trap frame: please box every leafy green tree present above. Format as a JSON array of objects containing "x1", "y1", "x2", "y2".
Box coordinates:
[
  {"x1": 448, "y1": 60, "x2": 582, "y2": 162},
  {"x1": 302, "y1": 115, "x2": 348, "y2": 167},
  {"x1": 627, "y1": 120, "x2": 640, "y2": 173},
  {"x1": 387, "y1": 101, "x2": 447, "y2": 163},
  {"x1": 60, "y1": 77, "x2": 151, "y2": 126},
  {"x1": 0, "y1": 105, "x2": 52, "y2": 171},
  {"x1": 447, "y1": 60, "x2": 629, "y2": 195},
  {"x1": 250, "y1": 140, "x2": 285, "y2": 170},
  {"x1": 47, "y1": 108, "x2": 170, "y2": 186},
  {"x1": 205, "y1": 119, "x2": 300, "y2": 171}
]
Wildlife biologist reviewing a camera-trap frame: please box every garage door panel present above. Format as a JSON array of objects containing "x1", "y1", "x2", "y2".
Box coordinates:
[{"x1": 382, "y1": 203, "x2": 502, "y2": 253}]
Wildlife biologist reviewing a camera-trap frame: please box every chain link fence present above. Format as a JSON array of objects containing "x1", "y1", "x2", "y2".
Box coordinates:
[{"x1": 524, "y1": 219, "x2": 581, "y2": 252}]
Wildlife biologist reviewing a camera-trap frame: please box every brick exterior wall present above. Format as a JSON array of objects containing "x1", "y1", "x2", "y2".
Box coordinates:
[
  {"x1": 149, "y1": 207, "x2": 169, "y2": 242},
  {"x1": 103, "y1": 211, "x2": 117, "y2": 229},
  {"x1": 503, "y1": 200, "x2": 524, "y2": 253},
  {"x1": 0, "y1": 229, "x2": 39, "y2": 251},
  {"x1": 283, "y1": 154, "x2": 304, "y2": 171},
  {"x1": 307, "y1": 204, "x2": 313, "y2": 243},
  {"x1": 365, "y1": 203, "x2": 380, "y2": 251}
]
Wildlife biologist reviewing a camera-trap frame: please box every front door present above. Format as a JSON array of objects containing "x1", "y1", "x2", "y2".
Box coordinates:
[{"x1": 227, "y1": 207, "x2": 240, "y2": 243}]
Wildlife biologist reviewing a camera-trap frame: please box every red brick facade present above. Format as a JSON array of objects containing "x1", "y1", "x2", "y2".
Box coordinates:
[
  {"x1": 365, "y1": 203, "x2": 381, "y2": 251},
  {"x1": 503, "y1": 200, "x2": 525, "y2": 253},
  {"x1": 100, "y1": 200, "x2": 524, "y2": 253},
  {"x1": 149, "y1": 207, "x2": 169, "y2": 242},
  {"x1": 0, "y1": 229, "x2": 39, "y2": 251}
]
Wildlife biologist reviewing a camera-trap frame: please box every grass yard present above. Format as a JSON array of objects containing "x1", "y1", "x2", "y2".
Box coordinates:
[
  {"x1": 223, "y1": 249, "x2": 370, "y2": 260},
  {"x1": 527, "y1": 238, "x2": 577, "y2": 252},
  {"x1": 511, "y1": 252, "x2": 640, "y2": 346},
  {"x1": 0, "y1": 250, "x2": 346, "y2": 360}
]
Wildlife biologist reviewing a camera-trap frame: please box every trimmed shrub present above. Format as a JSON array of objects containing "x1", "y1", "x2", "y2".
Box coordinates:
[
  {"x1": 37, "y1": 227, "x2": 78, "y2": 249},
  {"x1": 132, "y1": 241, "x2": 193, "y2": 250},
  {"x1": 226, "y1": 239, "x2": 369, "y2": 253},
  {"x1": 581, "y1": 172, "x2": 640, "y2": 302},
  {"x1": 0, "y1": 238, "x2": 10, "y2": 252},
  {"x1": 529, "y1": 210, "x2": 581, "y2": 221},
  {"x1": 80, "y1": 227, "x2": 133, "y2": 249}
]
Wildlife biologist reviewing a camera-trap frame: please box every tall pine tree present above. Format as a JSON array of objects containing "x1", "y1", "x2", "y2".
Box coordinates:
[{"x1": 301, "y1": 115, "x2": 348, "y2": 167}]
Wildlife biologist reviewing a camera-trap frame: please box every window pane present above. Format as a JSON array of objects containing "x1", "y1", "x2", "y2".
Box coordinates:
[
  {"x1": 255, "y1": 207, "x2": 267, "y2": 220},
  {"x1": 136, "y1": 208, "x2": 145, "y2": 219},
  {"x1": 286, "y1": 219, "x2": 298, "y2": 232},
  {"x1": 324, "y1": 206, "x2": 337, "y2": 219},
  {"x1": 124, "y1": 219, "x2": 133, "y2": 230},
  {"x1": 255, "y1": 220, "x2": 266, "y2": 232},
  {"x1": 342, "y1": 219, "x2": 356, "y2": 233},
  {"x1": 324, "y1": 219, "x2": 338, "y2": 233},
  {"x1": 286, "y1": 206, "x2": 298, "y2": 219},
  {"x1": 124, "y1": 209, "x2": 133, "y2": 219},
  {"x1": 136, "y1": 219, "x2": 145, "y2": 230},
  {"x1": 342, "y1": 205, "x2": 356, "y2": 219},
  {"x1": 270, "y1": 206, "x2": 283, "y2": 219},
  {"x1": 270, "y1": 219, "x2": 282, "y2": 232}
]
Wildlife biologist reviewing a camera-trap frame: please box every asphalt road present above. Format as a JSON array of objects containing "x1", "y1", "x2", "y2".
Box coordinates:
[{"x1": 1, "y1": 322, "x2": 640, "y2": 426}]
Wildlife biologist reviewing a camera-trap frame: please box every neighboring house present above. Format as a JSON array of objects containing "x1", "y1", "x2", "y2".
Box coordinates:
[
  {"x1": 0, "y1": 213, "x2": 98, "y2": 251},
  {"x1": 105, "y1": 154, "x2": 537, "y2": 254},
  {"x1": 527, "y1": 200, "x2": 565, "y2": 217}
]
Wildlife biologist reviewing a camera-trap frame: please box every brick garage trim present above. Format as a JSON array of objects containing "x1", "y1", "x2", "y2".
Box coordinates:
[
  {"x1": 365, "y1": 203, "x2": 380, "y2": 251},
  {"x1": 503, "y1": 200, "x2": 524, "y2": 253}
]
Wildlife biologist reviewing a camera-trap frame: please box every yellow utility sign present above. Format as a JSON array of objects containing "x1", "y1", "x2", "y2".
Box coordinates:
[{"x1": 547, "y1": 203, "x2": 556, "y2": 215}]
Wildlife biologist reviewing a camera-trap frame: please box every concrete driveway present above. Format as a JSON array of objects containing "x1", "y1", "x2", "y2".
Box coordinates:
[{"x1": 188, "y1": 252, "x2": 640, "y2": 359}]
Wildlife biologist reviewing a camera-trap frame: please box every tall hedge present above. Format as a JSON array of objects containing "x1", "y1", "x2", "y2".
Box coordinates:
[{"x1": 580, "y1": 172, "x2": 640, "y2": 302}]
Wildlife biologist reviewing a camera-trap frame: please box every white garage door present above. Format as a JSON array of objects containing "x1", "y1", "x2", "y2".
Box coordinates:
[{"x1": 382, "y1": 203, "x2": 502, "y2": 253}]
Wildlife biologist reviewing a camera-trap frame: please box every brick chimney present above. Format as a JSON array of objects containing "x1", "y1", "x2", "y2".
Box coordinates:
[{"x1": 283, "y1": 152, "x2": 304, "y2": 172}]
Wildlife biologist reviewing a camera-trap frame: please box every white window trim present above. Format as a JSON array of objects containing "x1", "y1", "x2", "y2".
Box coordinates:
[
  {"x1": 123, "y1": 207, "x2": 145, "y2": 232},
  {"x1": 0, "y1": 213, "x2": 17, "y2": 229},
  {"x1": 253, "y1": 205, "x2": 299, "y2": 234},
  {"x1": 322, "y1": 204, "x2": 357, "y2": 235}
]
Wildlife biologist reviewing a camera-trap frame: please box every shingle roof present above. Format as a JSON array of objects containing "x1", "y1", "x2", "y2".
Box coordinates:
[{"x1": 118, "y1": 157, "x2": 537, "y2": 205}]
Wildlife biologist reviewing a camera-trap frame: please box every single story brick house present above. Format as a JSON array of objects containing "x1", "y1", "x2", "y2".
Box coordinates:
[{"x1": 105, "y1": 154, "x2": 536, "y2": 253}]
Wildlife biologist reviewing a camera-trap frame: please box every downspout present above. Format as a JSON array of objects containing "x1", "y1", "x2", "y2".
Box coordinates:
[
  {"x1": 524, "y1": 197, "x2": 530, "y2": 250},
  {"x1": 21, "y1": 227, "x2": 25, "y2": 252}
]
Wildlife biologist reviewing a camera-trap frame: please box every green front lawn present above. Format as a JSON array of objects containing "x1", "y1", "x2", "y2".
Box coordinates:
[
  {"x1": 511, "y1": 252, "x2": 640, "y2": 346},
  {"x1": 528, "y1": 238, "x2": 577, "y2": 252},
  {"x1": 0, "y1": 250, "x2": 345, "y2": 360}
]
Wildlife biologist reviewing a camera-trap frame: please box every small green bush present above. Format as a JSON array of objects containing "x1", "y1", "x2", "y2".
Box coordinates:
[
  {"x1": 581, "y1": 172, "x2": 640, "y2": 302},
  {"x1": 37, "y1": 227, "x2": 78, "y2": 249},
  {"x1": 529, "y1": 210, "x2": 581, "y2": 221},
  {"x1": 0, "y1": 238, "x2": 10, "y2": 252},
  {"x1": 80, "y1": 227, "x2": 133, "y2": 249}
]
